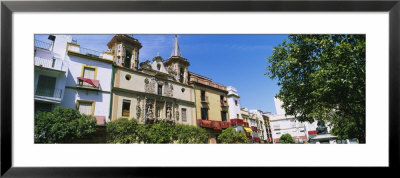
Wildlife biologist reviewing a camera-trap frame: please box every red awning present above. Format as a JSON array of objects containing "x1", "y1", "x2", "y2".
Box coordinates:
[{"x1": 77, "y1": 77, "x2": 100, "y2": 88}]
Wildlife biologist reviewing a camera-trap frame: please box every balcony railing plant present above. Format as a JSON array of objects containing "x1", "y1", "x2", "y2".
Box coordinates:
[
  {"x1": 35, "y1": 87, "x2": 63, "y2": 99},
  {"x1": 34, "y1": 40, "x2": 52, "y2": 51},
  {"x1": 34, "y1": 56, "x2": 67, "y2": 72}
]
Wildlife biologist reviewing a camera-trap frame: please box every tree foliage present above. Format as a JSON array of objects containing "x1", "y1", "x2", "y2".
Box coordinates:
[
  {"x1": 266, "y1": 35, "x2": 365, "y2": 143},
  {"x1": 217, "y1": 128, "x2": 250, "y2": 144},
  {"x1": 174, "y1": 124, "x2": 208, "y2": 143},
  {"x1": 106, "y1": 119, "x2": 208, "y2": 144},
  {"x1": 106, "y1": 117, "x2": 141, "y2": 143},
  {"x1": 279, "y1": 133, "x2": 295, "y2": 144},
  {"x1": 34, "y1": 107, "x2": 97, "y2": 143}
]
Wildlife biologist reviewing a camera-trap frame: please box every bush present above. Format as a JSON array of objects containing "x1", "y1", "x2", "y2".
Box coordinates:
[
  {"x1": 34, "y1": 107, "x2": 97, "y2": 143},
  {"x1": 279, "y1": 133, "x2": 295, "y2": 144},
  {"x1": 217, "y1": 128, "x2": 250, "y2": 144},
  {"x1": 174, "y1": 124, "x2": 208, "y2": 144},
  {"x1": 146, "y1": 121, "x2": 176, "y2": 143},
  {"x1": 106, "y1": 119, "x2": 208, "y2": 144},
  {"x1": 106, "y1": 117, "x2": 141, "y2": 143}
]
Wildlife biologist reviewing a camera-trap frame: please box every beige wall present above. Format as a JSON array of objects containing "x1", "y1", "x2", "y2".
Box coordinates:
[
  {"x1": 193, "y1": 85, "x2": 229, "y2": 121},
  {"x1": 112, "y1": 90, "x2": 196, "y2": 126},
  {"x1": 117, "y1": 68, "x2": 194, "y2": 102}
]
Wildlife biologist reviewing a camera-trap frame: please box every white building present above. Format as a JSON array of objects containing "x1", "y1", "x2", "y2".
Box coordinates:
[
  {"x1": 249, "y1": 110, "x2": 268, "y2": 143},
  {"x1": 55, "y1": 35, "x2": 113, "y2": 126},
  {"x1": 267, "y1": 98, "x2": 318, "y2": 143},
  {"x1": 34, "y1": 35, "x2": 69, "y2": 113},
  {"x1": 227, "y1": 86, "x2": 244, "y2": 132}
]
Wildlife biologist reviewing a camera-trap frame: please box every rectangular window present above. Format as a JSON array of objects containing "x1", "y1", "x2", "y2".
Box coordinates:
[
  {"x1": 158, "y1": 85, "x2": 162, "y2": 95},
  {"x1": 83, "y1": 67, "x2": 95, "y2": 79},
  {"x1": 36, "y1": 75, "x2": 56, "y2": 97},
  {"x1": 122, "y1": 100, "x2": 131, "y2": 117},
  {"x1": 78, "y1": 101, "x2": 92, "y2": 115},
  {"x1": 237, "y1": 114, "x2": 239, "y2": 119},
  {"x1": 201, "y1": 108, "x2": 208, "y2": 120},
  {"x1": 179, "y1": 67, "x2": 184, "y2": 83},
  {"x1": 201, "y1": 90, "x2": 206, "y2": 101},
  {"x1": 124, "y1": 50, "x2": 131, "y2": 68},
  {"x1": 221, "y1": 111, "x2": 227, "y2": 122},
  {"x1": 181, "y1": 108, "x2": 187, "y2": 122},
  {"x1": 235, "y1": 100, "x2": 238, "y2": 106}
]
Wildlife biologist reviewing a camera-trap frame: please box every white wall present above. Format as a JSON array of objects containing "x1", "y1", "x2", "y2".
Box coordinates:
[
  {"x1": 227, "y1": 86, "x2": 242, "y2": 119},
  {"x1": 62, "y1": 44, "x2": 113, "y2": 122},
  {"x1": 274, "y1": 97, "x2": 286, "y2": 115},
  {"x1": 65, "y1": 55, "x2": 112, "y2": 92},
  {"x1": 53, "y1": 35, "x2": 72, "y2": 60},
  {"x1": 61, "y1": 88, "x2": 111, "y2": 121}
]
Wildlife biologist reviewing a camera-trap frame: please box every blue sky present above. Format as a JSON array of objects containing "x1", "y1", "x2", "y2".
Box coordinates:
[{"x1": 35, "y1": 34, "x2": 288, "y2": 113}]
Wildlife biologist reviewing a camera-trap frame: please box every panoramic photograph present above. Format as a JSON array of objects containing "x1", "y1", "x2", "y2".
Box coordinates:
[{"x1": 33, "y1": 34, "x2": 365, "y2": 144}]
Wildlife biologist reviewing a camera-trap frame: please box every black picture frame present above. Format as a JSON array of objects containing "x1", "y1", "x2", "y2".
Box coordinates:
[{"x1": 1, "y1": 0, "x2": 399, "y2": 177}]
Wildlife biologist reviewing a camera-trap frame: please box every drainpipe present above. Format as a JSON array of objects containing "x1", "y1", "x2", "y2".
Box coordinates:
[{"x1": 108, "y1": 64, "x2": 115, "y2": 123}]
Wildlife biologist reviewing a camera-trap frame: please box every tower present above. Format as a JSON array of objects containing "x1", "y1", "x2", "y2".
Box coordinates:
[
  {"x1": 107, "y1": 34, "x2": 142, "y2": 70},
  {"x1": 164, "y1": 35, "x2": 190, "y2": 84}
]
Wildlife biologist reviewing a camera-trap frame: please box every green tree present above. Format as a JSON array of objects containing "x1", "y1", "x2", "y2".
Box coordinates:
[
  {"x1": 174, "y1": 124, "x2": 208, "y2": 143},
  {"x1": 146, "y1": 121, "x2": 176, "y2": 143},
  {"x1": 106, "y1": 117, "x2": 141, "y2": 143},
  {"x1": 34, "y1": 107, "x2": 97, "y2": 143},
  {"x1": 279, "y1": 133, "x2": 295, "y2": 144},
  {"x1": 266, "y1": 35, "x2": 365, "y2": 143},
  {"x1": 217, "y1": 128, "x2": 250, "y2": 144}
]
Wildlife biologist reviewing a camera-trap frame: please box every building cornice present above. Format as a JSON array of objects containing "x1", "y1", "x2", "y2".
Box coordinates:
[{"x1": 68, "y1": 51, "x2": 114, "y2": 64}]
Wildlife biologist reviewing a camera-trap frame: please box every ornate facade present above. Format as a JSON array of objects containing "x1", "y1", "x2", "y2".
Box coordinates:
[{"x1": 110, "y1": 35, "x2": 196, "y2": 126}]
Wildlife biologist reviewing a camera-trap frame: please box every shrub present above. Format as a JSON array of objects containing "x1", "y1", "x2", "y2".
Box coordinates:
[
  {"x1": 34, "y1": 107, "x2": 97, "y2": 143},
  {"x1": 279, "y1": 133, "x2": 295, "y2": 144},
  {"x1": 217, "y1": 128, "x2": 250, "y2": 144},
  {"x1": 174, "y1": 124, "x2": 208, "y2": 143},
  {"x1": 146, "y1": 121, "x2": 176, "y2": 143},
  {"x1": 106, "y1": 117, "x2": 141, "y2": 143}
]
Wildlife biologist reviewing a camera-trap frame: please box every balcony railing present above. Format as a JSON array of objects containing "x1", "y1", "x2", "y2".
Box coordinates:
[
  {"x1": 197, "y1": 119, "x2": 230, "y2": 130},
  {"x1": 67, "y1": 43, "x2": 113, "y2": 61},
  {"x1": 34, "y1": 56, "x2": 67, "y2": 72},
  {"x1": 251, "y1": 126, "x2": 258, "y2": 131},
  {"x1": 243, "y1": 122, "x2": 249, "y2": 127},
  {"x1": 230, "y1": 119, "x2": 244, "y2": 126},
  {"x1": 34, "y1": 40, "x2": 52, "y2": 51},
  {"x1": 35, "y1": 87, "x2": 63, "y2": 100}
]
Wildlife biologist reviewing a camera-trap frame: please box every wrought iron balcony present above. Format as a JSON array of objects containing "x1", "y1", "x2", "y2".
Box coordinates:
[
  {"x1": 34, "y1": 87, "x2": 63, "y2": 103},
  {"x1": 34, "y1": 56, "x2": 67, "y2": 72},
  {"x1": 34, "y1": 40, "x2": 52, "y2": 51}
]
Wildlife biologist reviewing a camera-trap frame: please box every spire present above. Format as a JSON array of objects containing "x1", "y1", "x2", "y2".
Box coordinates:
[{"x1": 171, "y1": 35, "x2": 182, "y2": 57}]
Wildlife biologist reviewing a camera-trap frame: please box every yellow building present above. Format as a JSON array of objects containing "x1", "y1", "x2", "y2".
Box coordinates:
[
  {"x1": 241, "y1": 108, "x2": 253, "y2": 141},
  {"x1": 189, "y1": 72, "x2": 230, "y2": 144}
]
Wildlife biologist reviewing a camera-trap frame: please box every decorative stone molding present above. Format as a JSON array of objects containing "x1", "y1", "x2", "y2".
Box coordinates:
[
  {"x1": 136, "y1": 98, "x2": 141, "y2": 119},
  {"x1": 144, "y1": 77, "x2": 156, "y2": 94}
]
